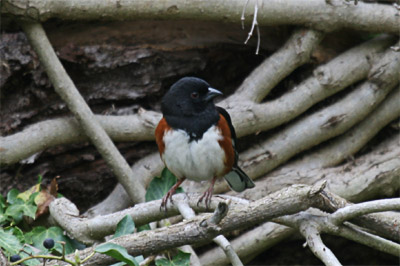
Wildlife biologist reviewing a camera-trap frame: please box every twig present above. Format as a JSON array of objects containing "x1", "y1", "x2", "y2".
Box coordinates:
[
  {"x1": 178, "y1": 200, "x2": 243, "y2": 266},
  {"x1": 240, "y1": 0, "x2": 250, "y2": 29},
  {"x1": 330, "y1": 199, "x2": 400, "y2": 226},
  {"x1": 244, "y1": 1, "x2": 261, "y2": 54},
  {"x1": 20, "y1": 22, "x2": 146, "y2": 204},
  {"x1": 299, "y1": 222, "x2": 342, "y2": 266}
]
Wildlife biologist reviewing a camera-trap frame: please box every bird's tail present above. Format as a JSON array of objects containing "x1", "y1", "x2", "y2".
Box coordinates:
[{"x1": 223, "y1": 166, "x2": 255, "y2": 192}]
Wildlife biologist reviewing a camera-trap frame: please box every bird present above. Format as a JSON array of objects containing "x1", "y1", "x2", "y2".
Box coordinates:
[{"x1": 155, "y1": 77, "x2": 255, "y2": 209}]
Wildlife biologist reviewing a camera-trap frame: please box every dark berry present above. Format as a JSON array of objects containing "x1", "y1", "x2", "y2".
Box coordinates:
[
  {"x1": 10, "y1": 254, "x2": 21, "y2": 262},
  {"x1": 43, "y1": 238, "x2": 55, "y2": 249}
]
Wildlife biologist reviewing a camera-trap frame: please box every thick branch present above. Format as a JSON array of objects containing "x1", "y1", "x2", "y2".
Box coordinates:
[
  {"x1": 292, "y1": 87, "x2": 400, "y2": 169},
  {"x1": 238, "y1": 43, "x2": 399, "y2": 182},
  {"x1": 0, "y1": 111, "x2": 160, "y2": 165},
  {"x1": 20, "y1": 22, "x2": 145, "y2": 203},
  {"x1": 231, "y1": 28, "x2": 324, "y2": 102},
  {"x1": 2, "y1": 0, "x2": 399, "y2": 33},
  {"x1": 50, "y1": 194, "x2": 239, "y2": 244},
  {"x1": 47, "y1": 184, "x2": 332, "y2": 265},
  {"x1": 1, "y1": 35, "x2": 393, "y2": 166}
]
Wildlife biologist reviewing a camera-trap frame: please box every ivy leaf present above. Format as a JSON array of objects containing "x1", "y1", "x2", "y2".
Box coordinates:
[
  {"x1": 5, "y1": 199, "x2": 37, "y2": 223},
  {"x1": 145, "y1": 168, "x2": 184, "y2": 202},
  {"x1": 27, "y1": 226, "x2": 85, "y2": 254},
  {"x1": 17, "y1": 184, "x2": 40, "y2": 202},
  {"x1": 155, "y1": 250, "x2": 191, "y2": 266},
  {"x1": 7, "y1": 188, "x2": 20, "y2": 205},
  {"x1": 113, "y1": 215, "x2": 135, "y2": 239},
  {"x1": 0, "y1": 227, "x2": 22, "y2": 256},
  {"x1": 95, "y1": 243, "x2": 139, "y2": 266}
]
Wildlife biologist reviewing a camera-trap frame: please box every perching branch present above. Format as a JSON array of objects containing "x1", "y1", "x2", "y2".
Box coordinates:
[
  {"x1": 47, "y1": 184, "x2": 333, "y2": 265},
  {"x1": 49, "y1": 193, "x2": 241, "y2": 244},
  {"x1": 19, "y1": 22, "x2": 146, "y2": 204},
  {"x1": 2, "y1": 0, "x2": 399, "y2": 33}
]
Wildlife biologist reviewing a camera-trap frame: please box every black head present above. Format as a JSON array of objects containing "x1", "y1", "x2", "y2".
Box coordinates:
[
  {"x1": 161, "y1": 77, "x2": 223, "y2": 140},
  {"x1": 161, "y1": 77, "x2": 222, "y2": 117}
]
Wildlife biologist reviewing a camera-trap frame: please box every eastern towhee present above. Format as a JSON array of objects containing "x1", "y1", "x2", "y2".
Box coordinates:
[{"x1": 155, "y1": 77, "x2": 255, "y2": 208}]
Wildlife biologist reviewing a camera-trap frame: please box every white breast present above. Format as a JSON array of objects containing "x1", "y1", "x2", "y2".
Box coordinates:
[{"x1": 162, "y1": 126, "x2": 226, "y2": 181}]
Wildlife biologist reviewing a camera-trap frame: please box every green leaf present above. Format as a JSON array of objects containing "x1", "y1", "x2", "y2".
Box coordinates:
[
  {"x1": 145, "y1": 168, "x2": 184, "y2": 202},
  {"x1": 5, "y1": 200, "x2": 37, "y2": 222},
  {"x1": 5, "y1": 226, "x2": 25, "y2": 243},
  {"x1": 155, "y1": 250, "x2": 191, "y2": 266},
  {"x1": 137, "y1": 224, "x2": 151, "y2": 232},
  {"x1": 28, "y1": 226, "x2": 85, "y2": 254},
  {"x1": 7, "y1": 188, "x2": 20, "y2": 205},
  {"x1": 0, "y1": 194, "x2": 6, "y2": 212},
  {"x1": 0, "y1": 228, "x2": 22, "y2": 256},
  {"x1": 113, "y1": 215, "x2": 135, "y2": 239},
  {"x1": 95, "y1": 243, "x2": 138, "y2": 266}
]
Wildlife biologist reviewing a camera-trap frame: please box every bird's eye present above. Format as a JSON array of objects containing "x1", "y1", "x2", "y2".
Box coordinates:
[{"x1": 191, "y1": 92, "x2": 199, "y2": 99}]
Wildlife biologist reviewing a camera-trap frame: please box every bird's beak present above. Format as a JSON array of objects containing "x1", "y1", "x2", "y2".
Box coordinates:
[{"x1": 205, "y1": 87, "x2": 223, "y2": 101}]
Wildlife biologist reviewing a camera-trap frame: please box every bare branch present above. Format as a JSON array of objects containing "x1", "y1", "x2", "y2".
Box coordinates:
[
  {"x1": 50, "y1": 194, "x2": 242, "y2": 244},
  {"x1": 20, "y1": 22, "x2": 146, "y2": 204},
  {"x1": 177, "y1": 201, "x2": 243, "y2": 266},
  {"x1": 3, "y1": 0, "x2": 398, "y2": 33},
  {"x1": 1, "y1": 35, "x2": 392, "y2": 166},
  {"x1": 292, "y1": 87, "x2": 400, "y2": 169},
  {"x1": 199, "y1": 222, "x2": 294, "y2": 265},
  {"x1": 238, "y1": 43, "x2": 400, "y2": 182},
  {"x1": 47, "y1": 184, "x2": 332, "y2": 265},
  {"x1": 231, "y1": 28, "x2": 324, "y2": 102},
  {"x1": 299, "y1": 222, "x2": 341, "y2": 266},
  {"x1": 330, "y1": 199, "x2": 400, "y2": 226},
  {"x1": 0, "y1": 111, "x2": 160, "y2": 166}
]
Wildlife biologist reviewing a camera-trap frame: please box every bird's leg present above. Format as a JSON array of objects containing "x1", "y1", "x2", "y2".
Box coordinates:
[
  {"x1": 197, "y1": 176, "x2": 218, "y2": 209},
  {"x1": 161, "y1": 177, "x2": 186, "y2": 211}
]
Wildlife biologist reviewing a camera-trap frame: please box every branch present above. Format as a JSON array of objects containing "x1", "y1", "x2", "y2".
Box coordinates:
[
  {"x1": 47, "y1": 184, "x2": 332, "y2": 265},
  {"x1": 199, "y1": 222, "x2": 294, "y2": 265},
  {"x1": 84, "y1": 35, "x2": 396, "y2": 216},
  {"x1": 0, "y1": 111, "x2": 160, "y2": 165},
  {"x1": 292, "y1": 86, "x2": 400, "y2": 169},
  {"x1": 177, "y1": 201, "x2": 243, "y2": 266},
  {"x1": 275, "y1": 205, "x2": 400, "y2": 262},
  {"x1": 231, "y1": 28, "x2": 324, "y2": 102},
  {"x1": 20, "y1": 22, "x2": 146, "y2": 203},
  {"x1": 50, "y1": 194, "x2": 241, "y2": 244},
  {"x1": 1, "y1": 35, "x2": 393, "y2": 166},
  {"x1": 237, "y1": 42, "x2": 400, "y2": 182},
  {"x1": 330, "y1": 199, "x2": 400, "y2": 226},
  {"x1": 84, "y1": 152, "x2": 163, "y2": 217},
  {"x1": 299, "y1": 221, "x2": 341, "y2": 266},
  {"x1": 2, "y1": 0, "x2": 398, "y2": 33}
]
